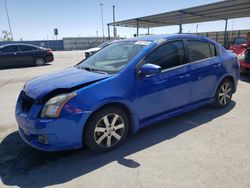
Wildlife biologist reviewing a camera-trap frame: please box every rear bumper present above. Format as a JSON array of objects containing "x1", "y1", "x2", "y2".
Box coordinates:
[
  {"x1": 16, "y1": 111, "x2": 91, "y2": 151},
  {"x1": 45, "y1": 54, "x2": 54, "y2": 63}
]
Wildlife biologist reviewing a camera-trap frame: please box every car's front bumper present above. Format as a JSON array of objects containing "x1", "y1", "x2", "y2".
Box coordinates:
[
  {"x1": 239, "y1": 60, "x2": 250, "y2": 70},
  {"x1": 16, "y1": 111, "x2": 91, "y2": 151}
]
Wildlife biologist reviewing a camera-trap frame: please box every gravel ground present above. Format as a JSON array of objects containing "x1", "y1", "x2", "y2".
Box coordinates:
[{"x1": 0, "y1": 51, "x2": 250, "y2": 188}]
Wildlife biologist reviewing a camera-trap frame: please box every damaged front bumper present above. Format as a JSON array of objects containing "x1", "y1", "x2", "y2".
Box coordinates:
[{"x1": 16, "y1": 111, "x2": 91, "y2": 151}]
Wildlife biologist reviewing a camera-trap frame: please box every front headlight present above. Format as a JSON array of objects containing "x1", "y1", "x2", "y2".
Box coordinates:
[{"x1": 41, "y1": 93, "x2": 77, "y2": 118}]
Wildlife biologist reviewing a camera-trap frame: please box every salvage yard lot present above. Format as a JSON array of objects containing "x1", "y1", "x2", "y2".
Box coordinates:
[{"x1": 0, "y1": 51, "x2": 250, "y2": 187}]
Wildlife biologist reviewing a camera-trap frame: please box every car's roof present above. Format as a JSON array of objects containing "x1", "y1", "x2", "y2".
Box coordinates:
[
  {"x1": 121, "y1": 34, "x2": 216, "y2": 44},
  {"x1": 0, "y1": 43, "x2": 40, "y2": 49}
]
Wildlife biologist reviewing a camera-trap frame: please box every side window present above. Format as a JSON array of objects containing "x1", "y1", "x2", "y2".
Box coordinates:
[
  {"x1": 187, "y1": 40, "x2": 211, "y2": 62},
  {"x1": 1, "y1": 46, "x2": 19, "y2": 53},
  {"x1": 145, "y1": 40, "x2": 185, "y2": 70},
  {"x1": 20, "y1": 45, "x2": 35, "y2": 51},
  {"x1": 209, "y1": 43, "x2": 217, "y2": 57}
]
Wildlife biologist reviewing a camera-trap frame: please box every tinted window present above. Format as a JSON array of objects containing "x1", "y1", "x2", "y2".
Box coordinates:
[
  {"x1": 187, "y1": 40, "x2": 211, "y2": 62},
  {"x1": 20, "y1": 45, "x2": 35, "y2": 51},
  {"x1": 1, "y1": 46, "x2": 19, "y2": 53},
  {"x1": 209, "y1": 43, "x2": 217, "y2": 57},
  {"x1": 234, "y1": 37, "x2": 247, "y2": 45},
  {"x1": 145, "y1": 40, "x2": 185, "y2": 70}
]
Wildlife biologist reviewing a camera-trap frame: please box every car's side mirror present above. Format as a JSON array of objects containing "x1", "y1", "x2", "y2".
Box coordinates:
[
  {"x1": 240, "y1": 44, "x2": 247, "y2": 49},
  {"x1": 140, "y1": 63, "x2": 161, "y2": 77}
]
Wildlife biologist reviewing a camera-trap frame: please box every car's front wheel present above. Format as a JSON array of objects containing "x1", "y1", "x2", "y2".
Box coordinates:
[
  {"x1": 84, "y1": 106, "x2": 129, "y2": 152},
  {"x1": 213, "y1": 79, "x2": 233, "y2": 108}
]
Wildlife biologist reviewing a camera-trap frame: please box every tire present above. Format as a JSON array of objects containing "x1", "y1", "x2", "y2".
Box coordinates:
[
  {"x1": 33, "y1": 57, "x2": 45, "y2": 66},
  {"x1": 84, "y1": 106, "x2": 129, "y2": 153},
  {"x1": 213, "y1": 79, "x2": 233, "y2": 108}
]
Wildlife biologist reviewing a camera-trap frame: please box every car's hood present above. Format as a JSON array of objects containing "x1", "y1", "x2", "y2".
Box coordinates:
[
  {"x1": 24, "y1": 67, "x2": 109, "y2": 100},
  {"x1": 85, "y1": 47, "x2": 101, "y2": 53}
]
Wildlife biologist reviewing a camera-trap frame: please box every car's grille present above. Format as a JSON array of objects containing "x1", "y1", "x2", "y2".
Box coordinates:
[{"x1": 21, "y1": 91, "x2": 36, "y2": 112}]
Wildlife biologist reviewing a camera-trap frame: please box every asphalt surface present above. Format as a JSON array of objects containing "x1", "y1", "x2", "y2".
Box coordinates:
[{"x1": 0, "y1": 51, "x2": 250, "y2": 188}]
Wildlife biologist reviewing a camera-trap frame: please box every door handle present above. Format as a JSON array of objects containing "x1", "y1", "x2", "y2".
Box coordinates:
[
  {"x1": 213, "y1": 64, "x2": 222, "y2": 68},
  {"x1": 179, "y1": 74, "x2": 190, "y2": 79}
]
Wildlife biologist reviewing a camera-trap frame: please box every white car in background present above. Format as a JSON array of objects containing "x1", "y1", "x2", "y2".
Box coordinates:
[{"x1": 84, "y1": 41, "x2": 110, "y2": 58}]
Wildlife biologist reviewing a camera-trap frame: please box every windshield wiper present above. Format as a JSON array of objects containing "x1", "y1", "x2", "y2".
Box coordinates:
[{"x1": 80, "y1": 66, "x2": 108, "y2": 75}]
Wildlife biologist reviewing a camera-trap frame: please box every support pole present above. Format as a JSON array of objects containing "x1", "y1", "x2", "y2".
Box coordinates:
[
  {"x1": 179, "y1": 11, "x2": 183, "y2": 34},
  {"x1": 148, "y1": 27, "x2": 150, "y2": 35},
  {"x1": 224, "y1": 19, "x2": 228, "y2": 48},
  {"x1": 107, "y1": 24, "x2": 111, "y2": 41},
  {"x1": 136, "y1": 19, "x2": 139, "y2": 36},
  {"x1": 113, "y1": 5, "x2": 116, "y2": 38},
  {"x1": 4, "y1": 0, "x2": 13, "y2": 40}
]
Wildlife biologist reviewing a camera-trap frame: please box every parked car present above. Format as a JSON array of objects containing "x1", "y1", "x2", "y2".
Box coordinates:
[
  {"x1": 84, "y1": 41, "x2": 110, "y2": 58},
  {"x1": 229, "y1": 37, "x2": 250, "y2": 72},
  {"x1": 16, "y1": 34, "x2": 239, "y2": 152},
  {"x1": 0, "y1": 43, "x2": 54, "y2": 68}
]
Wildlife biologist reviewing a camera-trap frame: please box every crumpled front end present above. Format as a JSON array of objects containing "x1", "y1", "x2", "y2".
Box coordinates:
[{"x1": 15, "y1": 90, "x2": 91, "y2": 151}]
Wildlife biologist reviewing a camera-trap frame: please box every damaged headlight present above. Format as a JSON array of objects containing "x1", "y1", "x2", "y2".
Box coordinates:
[{"x1": 41, "y1": 93, "x2": 77, "y2": 118}]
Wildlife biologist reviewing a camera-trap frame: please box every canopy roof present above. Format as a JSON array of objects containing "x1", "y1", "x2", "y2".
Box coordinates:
[{"x1": 108, "y1": 0, "x2": 250, "y2": 28}]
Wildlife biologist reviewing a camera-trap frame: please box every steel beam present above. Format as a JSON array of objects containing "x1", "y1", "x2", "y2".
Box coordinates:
[
  {"x1": 224, "y1": 19, "x2": 228, "y2": 48},
  {"x1": 179, "y1": 11, "x2": 183, "y2": 34},
  {"x1": 136, "y1": 19, "x2": 139, "y2": 36},
  {"x1": 107, "y1": 24, "x2": 111, "y2": 41}
]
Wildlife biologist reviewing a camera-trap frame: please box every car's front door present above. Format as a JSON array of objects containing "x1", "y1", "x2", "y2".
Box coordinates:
[
  {"x1": 136, "y1": 40, "x2": 191, "y2": 122},
  {"x1": 0, "y1": 45, "x2": 20, "y2": 68}
]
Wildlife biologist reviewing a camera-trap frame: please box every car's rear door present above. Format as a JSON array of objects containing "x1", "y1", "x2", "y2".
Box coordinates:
[
  {"x1": 186, "y1": 40, "x2": 221, "y2": 103},
  {"x1": 136, "y1": 40, "x2": 191, "y2": 122},
  {"x1": 0, "y1": 45, "x2": 20, "y2": 67}
]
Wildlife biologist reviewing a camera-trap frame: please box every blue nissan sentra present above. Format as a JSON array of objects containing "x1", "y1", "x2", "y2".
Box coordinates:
[{"x1": 16, "y1": 34, "x2": 239, "y2": 152}]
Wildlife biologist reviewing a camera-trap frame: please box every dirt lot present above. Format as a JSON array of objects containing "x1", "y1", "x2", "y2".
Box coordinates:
[{"x1": 0, "y1": 51, "x2": 250, "y2": 188}]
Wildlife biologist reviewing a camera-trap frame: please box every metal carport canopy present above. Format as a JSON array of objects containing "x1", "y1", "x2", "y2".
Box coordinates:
[{"x1": 108, "y1": 0, "x2": 250, "y2": 30}]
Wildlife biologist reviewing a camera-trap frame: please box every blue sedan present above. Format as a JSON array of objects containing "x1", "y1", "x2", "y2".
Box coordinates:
[{"x1": 16, "y1": 34, "x2": 239, "y2": 152}]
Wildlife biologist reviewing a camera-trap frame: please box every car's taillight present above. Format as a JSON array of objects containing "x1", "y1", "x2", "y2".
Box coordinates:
[{"x1": 47, "y1": 50, "x2": 53, "y2": 54}]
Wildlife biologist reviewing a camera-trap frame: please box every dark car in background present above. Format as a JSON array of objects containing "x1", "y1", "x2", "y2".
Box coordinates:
[{"x1": 0, "y1": 43, "x2": 54, "y2": 68}]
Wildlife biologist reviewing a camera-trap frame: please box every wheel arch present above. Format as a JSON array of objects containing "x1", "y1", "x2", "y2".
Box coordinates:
[
  {"x1": 213, "y1": 74, "x2": 236, "y2": 97},
  {"x1": 83, "y1": 101, "x2": 139, "y2": 141}
]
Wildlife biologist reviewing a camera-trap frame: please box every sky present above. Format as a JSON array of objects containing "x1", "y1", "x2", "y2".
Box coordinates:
[{"x1": 0, "y1": 0, "x2": 250, "y2": 41}]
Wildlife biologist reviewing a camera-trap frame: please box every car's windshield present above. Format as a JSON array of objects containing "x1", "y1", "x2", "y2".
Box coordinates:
[
  {"x1": 77, "y1": 41, "x2": 152, "y2": 74},
  {"x1": 234, "y1": 37, "x2": 247, "y2": 45},
  {"x1": 98, "y1": 42, "x2": 109, "y2": 48}
]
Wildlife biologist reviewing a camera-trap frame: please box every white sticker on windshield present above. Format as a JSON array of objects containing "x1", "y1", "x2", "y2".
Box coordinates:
[{"x1": 135, "y1": 41, "x2": 152, "y2": 46}]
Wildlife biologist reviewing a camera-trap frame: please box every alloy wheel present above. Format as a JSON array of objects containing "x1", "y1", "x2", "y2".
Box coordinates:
[
  {"x1": 94, "y1": 114, "x2": 125, "y2": 148},
  {"x1": 218, "y1": 81, "x2": 232, "y2": 105},
  {"x1": 34, "y1": 58, "x2": 45, "y2": 66}
]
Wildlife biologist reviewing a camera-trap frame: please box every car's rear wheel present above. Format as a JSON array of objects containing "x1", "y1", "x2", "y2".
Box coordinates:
[
  {"x1": 84, "y1": 107, "x2": 129, "y2": 152},
  {"x1": 34, "y1": 57, "x2": 45, "y2": 66},
  {"x1": 213, "y1": 79, "x2": 233, "y2": 108}
]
